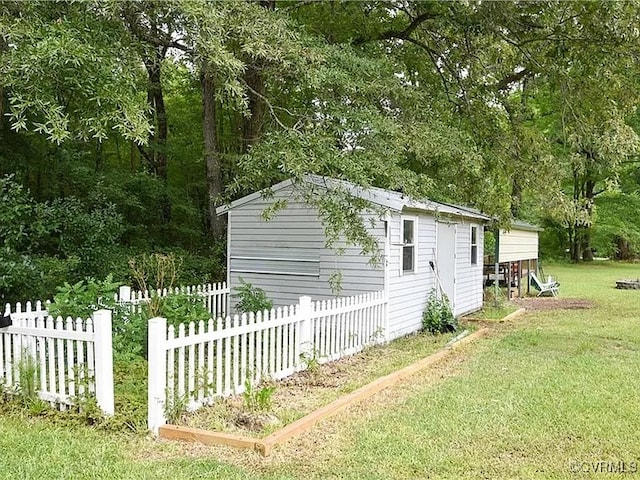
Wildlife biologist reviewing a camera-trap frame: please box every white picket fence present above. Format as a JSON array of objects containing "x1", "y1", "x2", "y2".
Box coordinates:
[
  {"x1": 147, "y1": 291, "x2": 387, "y2": 432},
  {"x1": 0, "y1": 308, "x2": 114, "y2": 414},
  {"x1": 2, "y1": 282, "x2": 229, "y2": 323},
  {"x1": 117, "y1": 281, "x2": 229, "y2": 318},
  {"x1": 0, "y1": 281, "x2": 227, "y2": 418},
  {"x1": 3, "y1": 301, "x2": 51, "y2": 323},
  {"x1": 2, "y1": 284, "x2": 388, "y2": 434}
]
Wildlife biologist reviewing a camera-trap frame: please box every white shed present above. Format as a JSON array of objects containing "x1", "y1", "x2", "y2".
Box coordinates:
[
  {"x1": 498, "y1": 221, "x2": 541, "y2": 264},
  {"x1": 217, "y1": 176, "x2": 489, "y2": 340},
  {"x1": 484, "y1": 220, "x2": 543, "y2": 297}
]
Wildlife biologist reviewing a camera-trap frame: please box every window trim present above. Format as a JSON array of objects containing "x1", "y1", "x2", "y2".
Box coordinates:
[
  {"x1": 470, "y1": 225, "x2": 478, "y2": 265},
  {"x1": 401, "y1": 216, "x2": 418, "y2": 274}
]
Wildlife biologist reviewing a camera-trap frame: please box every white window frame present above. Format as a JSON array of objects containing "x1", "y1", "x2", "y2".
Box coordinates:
[
  {"x1": 401, "y1": 216, "x2": 418, "y2": 274},
  {"x1": 470, "y1": 225, "x2": 478, "y2": 265}
]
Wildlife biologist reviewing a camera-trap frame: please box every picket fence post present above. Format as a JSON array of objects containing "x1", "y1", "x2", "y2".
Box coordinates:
[
  {"x1": 297, "y1": 296, "x2": 313, "y2": 366},
  {"x1": 92, "y1": 309, "x2": 114, "y2": 416},
  {"x1": 148, "y1": 316, "x2": 167, "y2": 434},
  {"x1": 118, "y1": 285, "x2": 132, "y2": 303}
]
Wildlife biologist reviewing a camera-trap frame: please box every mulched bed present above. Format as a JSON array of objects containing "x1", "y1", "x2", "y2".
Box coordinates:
[
  {"x1": 176, "y1": 336, "x2": 449, "y2": 437},
  {"x1": 513, "y1": 297, "x2": 593, "y2": 311}
]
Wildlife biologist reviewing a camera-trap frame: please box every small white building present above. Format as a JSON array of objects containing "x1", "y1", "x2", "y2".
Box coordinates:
[
  {"x1": 484, "y1": 220, "x2": 543, "y2": 296},
  {"x1": 217, "y1": 176, "x2": 489, "y2": 340}
]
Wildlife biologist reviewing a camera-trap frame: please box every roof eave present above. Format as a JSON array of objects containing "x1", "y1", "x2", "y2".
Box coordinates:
[{"x1": 216, "y1": 178, "x2": 295, "y2": 216}]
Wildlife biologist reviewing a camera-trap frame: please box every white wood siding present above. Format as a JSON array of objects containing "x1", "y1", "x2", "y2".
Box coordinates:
[
  {"x1": 499, "y1": 229, "x2": 539, "y2": 263},
  {"x1": 387, "y1": 211, "x2": 437, "y2": 339},
  {"x1": 454, "y1": 223, "x2": 484, "y2": 316},
  {"x1": 225, "y1": 185, "x2": 485, "y2": 337},
  {"x1": 227, "y1": 185, "x2": 384, "y2": 310}
]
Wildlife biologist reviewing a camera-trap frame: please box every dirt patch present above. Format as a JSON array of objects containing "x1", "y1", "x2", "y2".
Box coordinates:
[
  {"x1": 513, "y1": 297, "x2": 593, "y2": 311},
  {"x1": 175, "y1": 334, "x2": 452, "y2": 437}
]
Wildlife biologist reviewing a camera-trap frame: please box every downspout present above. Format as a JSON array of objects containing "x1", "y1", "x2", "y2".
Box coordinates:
[{"x1": 383, "y1": 213, "x2": 391, "y2": 343}]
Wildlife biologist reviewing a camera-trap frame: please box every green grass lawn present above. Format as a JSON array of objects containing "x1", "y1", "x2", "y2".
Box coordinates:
[{"x1": 2, "y1": 261, "x2": 640, "y2": 479}]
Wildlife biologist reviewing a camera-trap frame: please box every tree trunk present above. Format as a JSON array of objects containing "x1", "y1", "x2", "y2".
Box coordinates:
[
  {"x1": 202, "y1": 67, "x2": 226, "y2": 239},
  {"x1": 570, "y1": 170, "x2": 581, "y2": 262},
  {"x1": 242, "y1": 62, "x2": 267, "y2": 153},
  {"x1": 580, "y1": 178, "x2": 596, "y2": 261},
  {"x1": 615, "y1": 236, "x2": 632, "y2": 260},
  {"x1": 144, "y1": 50, "x2": 168, "y2": 181},
  {"x1": 241, "y1": 0, "x2": 273, "y2": 153},
  {"x1": 144, "y1": 49, "x2": 171, "y2": 222},
  {"x1": 581, "y1": 231, "x2": 594, "y2": 261},
  {"x1": 510, "y1": 178, "x2": 521, "y2": 218},
  {"x1": 570, "y1": 226, "x2": 580, "y2": 263}
]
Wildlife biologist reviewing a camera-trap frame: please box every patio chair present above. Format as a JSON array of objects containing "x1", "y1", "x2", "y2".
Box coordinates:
[{"x1": 529, "y1": 271, "x2": 560, "y2": 297}]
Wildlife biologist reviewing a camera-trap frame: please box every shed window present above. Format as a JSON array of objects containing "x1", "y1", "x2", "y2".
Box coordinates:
[
  {"x1": 402, "y1": 218, "x2": 415, "y2": 273},
  {"x1": 471, "y1": 226, "x2": 478, "y2": 265}
]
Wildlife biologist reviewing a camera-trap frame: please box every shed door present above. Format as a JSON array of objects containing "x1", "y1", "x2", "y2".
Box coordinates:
[{"x1": 436, "y1": 222, "x2": 456, "y2": 309}]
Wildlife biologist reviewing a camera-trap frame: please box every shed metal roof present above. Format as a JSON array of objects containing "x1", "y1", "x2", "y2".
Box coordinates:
[
  {"x1": 217, "y1": 175, "x2": 491, "y2": 221},
  {"x1": 507, "y1": 220, "x2": 544, "y2": 232}
]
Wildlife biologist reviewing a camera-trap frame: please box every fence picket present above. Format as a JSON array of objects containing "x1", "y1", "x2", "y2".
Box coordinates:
[
  {"x1": 3, "y1": 323, "x2": 10, "y2": 385},
  {"x1": 224, "y1": 317, "x2": 232, "y2": 395},
  {"x1": 177, "y1": 323, "x2": 185, "y2": 399},
  {"x1": 75, "y1": 318, "x2": 85, "y2": 398},
  {"x1": 167, "y1": 325, "x2": 175, "y2": 404},
  {"x1": 232, "y1": 315, "x2": 240, "y2": 392},
  {"x1": 206, "y1": 319, "x2": 214, "y2": 400},
  {"x1": 240, "y1": 313, "x2": 247, "y2": 387},
  {"x1": 56, "y1": 317, "x2": 66, "y2": 404},
  {"x1": 248, "y1": 312, "x2": 255, "y2": 382},
  {"x1": 334, "y1": 299, "x2": 341, "y2": 358},
  {"x1": 197, "y1": 320, "x2": 206, "y2": 401},
  {"x1": 0, "y1": 327, "x2": 4, "y2": 386},
  {"x1": 269, "y1": 309, "x2": 277, "y2": 375},
  {"x1": 86, "y1": 319, "x2": 95, "y2": 394},
  {"x1": 284, "y1": 312, "x2": 292, "y2": 373},
  {"x1": 275, "y1": 308, "x2": 283, "y2": 376},
  {"x1": 255, "y1": 311, "x2": 263, "y2": 383},
  {"x1": 188, "y1": 322, "x2": 196, "y2": 399},
  {"x1": 215, "y1": 317, "x2": 223, "y2": 397},
  {"x1": 66, "y1": 318, "x2": 75, "y2": 399},
  {"x1": 47, "y1": 318, "x2": 56, "y2": 396}
]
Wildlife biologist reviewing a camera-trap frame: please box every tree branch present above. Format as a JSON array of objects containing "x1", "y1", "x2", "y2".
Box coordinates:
[
  {"x1": 401, "y1": 37, "x2": 461, "y2": 108},
  {"x1": 353, "y1": 11, "x2": 437, "y2": 45},
  {"x1": 136, "y1": 143, "x2": 152, "y2": 165},
  {"x1": 494, "y1": 68, "x2": 532, "y2": 91},
  {"x1": 242, "y1": 82, "x2": 299, "y2": 132}
]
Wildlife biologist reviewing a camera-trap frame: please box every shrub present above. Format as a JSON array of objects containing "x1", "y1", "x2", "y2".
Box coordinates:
[
  {"x1": 422, "y1": 290, "x2": 457, "y2": 334},
  {"x1": 47, "y1": 275, "x2": 120, "y2": 319},
  {"x1": 232, "y1": 278, "x2": 273, "y2": 313},
  {"x1": 113, "y1": 293, "x2": 211, "y2": 362}
]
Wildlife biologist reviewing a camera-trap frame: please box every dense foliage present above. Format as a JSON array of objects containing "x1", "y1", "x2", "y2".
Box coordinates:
[{"x1": 2, "y1": 0, "x2": 640, "y2": 304}]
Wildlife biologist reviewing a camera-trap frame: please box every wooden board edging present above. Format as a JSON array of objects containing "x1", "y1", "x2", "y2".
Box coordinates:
[
  {"x1": 159, "y1": 425, "x2": 261, "y2": 451},
  {"x1": 157, "y1": 327, "x2": 490, "y2": 456},
  {"x1": 500, "y1": 307, "x2": 526, "y2": 323}
]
